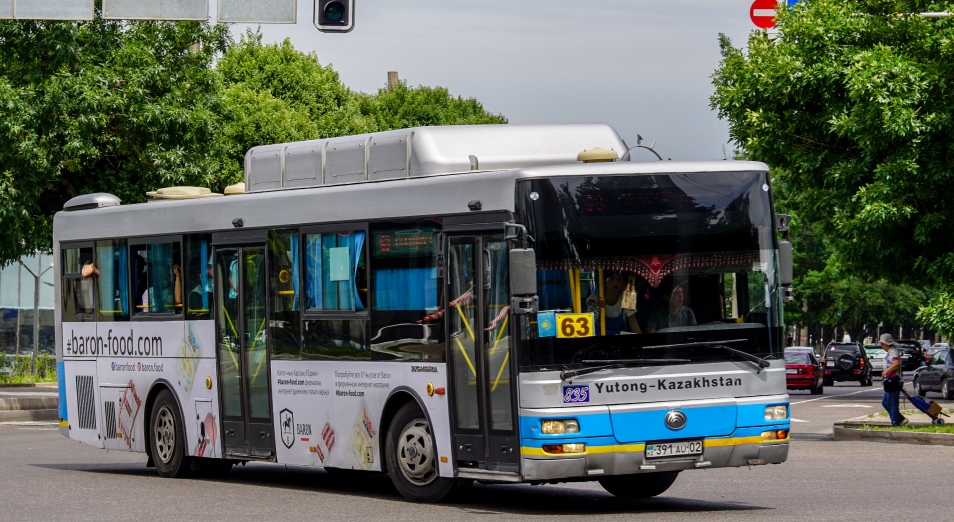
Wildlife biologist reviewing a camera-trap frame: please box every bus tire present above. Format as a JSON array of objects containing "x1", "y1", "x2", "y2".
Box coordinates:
[
  {"x1": 598, "y1": 471, "x2": 680, "y2": 499},
  {"x1": 149, "y1": 389, "x2": 191, "y2": 478},
  {"x1": 385, "y1": 402, "x2": 454, "y2": 502}
]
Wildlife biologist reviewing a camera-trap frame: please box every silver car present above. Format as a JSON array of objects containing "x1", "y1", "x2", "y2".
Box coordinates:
[{"x1": 864, "y1": 344, "x2": 886, "y2": 375}]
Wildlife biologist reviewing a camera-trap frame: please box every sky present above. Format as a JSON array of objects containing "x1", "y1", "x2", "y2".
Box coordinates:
[{"x1": 223, "y1": 0, "x2": 762, "y2": 161}]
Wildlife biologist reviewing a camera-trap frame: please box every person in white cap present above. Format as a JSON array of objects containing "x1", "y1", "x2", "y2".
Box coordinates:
[{"x1": 880, "y1": 333, "x2": 907, "y2": 426}]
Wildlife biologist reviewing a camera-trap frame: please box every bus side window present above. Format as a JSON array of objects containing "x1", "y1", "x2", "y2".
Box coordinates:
[
  {"x1": 268, "y1": 229, "x2": 301, "y2": 359},
  {"x1": 132, "y1": 241, "x2": 182, "y2": 315},
  {"x1": 302, "y1": 320, "x2": 368, "y2": 359},
  {"x1": 368, "y1": 222, "x2": 443, "y2": 362},
  {"x1": 303, "y1": 230, "x2": 367, "y2": 312},
  {"x1": 94, "y1": 240, "x2": 129, "y2": 321},
  {"x1": 185, "y1": 236, "x2": 213, "y2": 319},
  {"x1": 62, "y1": 246, "x2": 96, "y2": 322}
]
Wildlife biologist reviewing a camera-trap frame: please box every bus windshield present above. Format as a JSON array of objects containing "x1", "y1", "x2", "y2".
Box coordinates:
[{"x1": 515, "y1": 171, "x2": 784, "y2": 370}]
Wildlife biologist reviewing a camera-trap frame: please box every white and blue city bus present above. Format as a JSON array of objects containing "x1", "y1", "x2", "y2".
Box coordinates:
[{"x1": 54, "y1": 124, "x2": 791, "y2": 502}]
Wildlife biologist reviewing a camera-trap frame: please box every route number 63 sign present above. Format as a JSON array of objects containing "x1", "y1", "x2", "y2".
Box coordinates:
[{"x1": 555, "y1": 313, "x2": 595, "y2": 338}]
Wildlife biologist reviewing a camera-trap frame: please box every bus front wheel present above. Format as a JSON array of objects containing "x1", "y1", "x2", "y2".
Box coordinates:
[
  {"x1": 598, "y1": 471, "x2": 680, "y2": 499},
  {"x1": 385, "y1": 402, "x2": 455, "y2": 502},
  {"x1": 150, "y1": 389, "x2": 191, "y2": 478}
]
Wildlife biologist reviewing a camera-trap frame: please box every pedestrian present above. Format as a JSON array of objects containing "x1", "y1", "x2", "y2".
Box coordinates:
[{"x1": 879, "y1": 333, "x2": 907, "y2": 426}]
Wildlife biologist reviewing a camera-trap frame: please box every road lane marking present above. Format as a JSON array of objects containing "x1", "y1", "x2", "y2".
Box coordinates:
[
  {"x1": 820, "y1": 404, "x2": 871, "y2": 408},
  {"x1": 790, "y1": 388, "x2": 874, "y2": 405},
  {"x1": 790, "y1": 418, "x2": 808, "y2": 423}
]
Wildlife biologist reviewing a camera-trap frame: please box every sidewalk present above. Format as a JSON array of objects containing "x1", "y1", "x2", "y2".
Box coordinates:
[{"x1": 0, "y1": 383, "x2": 59, "y2": 423}]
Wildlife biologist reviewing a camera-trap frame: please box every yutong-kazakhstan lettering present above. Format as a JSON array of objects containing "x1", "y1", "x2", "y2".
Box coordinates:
[
  {"x1": 594, "y1": 376, "x2": 743, "y2": 394},
  {"x1": 64, "y1": 329, "x2": 163, "y2": 357}
]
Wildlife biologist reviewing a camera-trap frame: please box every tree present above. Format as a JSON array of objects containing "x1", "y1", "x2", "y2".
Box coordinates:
[
  {"x1": 711, "y1": 0, "x2": 954, "y2": 333},
  {"x1": 0, "y1": 16, "x2": 230, "y2": 263},
  {"x1": 357, "y1": 82, "x2": 507, "y2": 130}
]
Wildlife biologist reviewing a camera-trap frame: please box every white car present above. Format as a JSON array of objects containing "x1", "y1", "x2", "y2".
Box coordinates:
[{"x1": 863, "y1": 344, "x2": 886, "y2": 375}]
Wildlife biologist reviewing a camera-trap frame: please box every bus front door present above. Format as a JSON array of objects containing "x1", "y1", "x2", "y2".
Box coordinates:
[
  {"x1": 447, "y1": 234, "x2": 519, "y2": 473},
  {"x1": 214, "y1": 246, "x2": 275, "y2": 459}
]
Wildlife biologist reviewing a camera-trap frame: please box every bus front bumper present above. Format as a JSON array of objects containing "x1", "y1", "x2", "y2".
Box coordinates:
[{"x1": 520, "y1": 435, "x2": 789, "y2": 481}]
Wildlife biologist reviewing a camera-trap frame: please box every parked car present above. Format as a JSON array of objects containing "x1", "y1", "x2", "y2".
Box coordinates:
[
  {"x1": 785, "y1": 350, "x2": 824, "y2": 394},
  {"x1": 913, "y1": 347, "x2": 954, "y2": 399},
  {"x1": 786, "y1": 346, "x2": 817, "y2": 357},
  {"x1": 918, "y1": 340, "x2": 933, "y2": 352},
  {"x1": 822, "y1": 342, "x2": 873, "y2": 386},
  {"x1": 895, "y1": 339, "x2": 925, "y2": 371},
  {"x1": 863, "y1": 344, "x2": 886, "y2": 376},
  {"x1": 924, "y1": 345, "x2": 946, "y2": 363}
]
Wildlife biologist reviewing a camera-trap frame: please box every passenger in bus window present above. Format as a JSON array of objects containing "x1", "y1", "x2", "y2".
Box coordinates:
[
  {"x1": 645, "y1": 279, "x2": 697, "y2": 333},
  {"x1": 585, "y1": 271, "x2": 642, "y2": 335},
  {"x1": 81, "y1": 260, "x2": 99, "y2": 278}
]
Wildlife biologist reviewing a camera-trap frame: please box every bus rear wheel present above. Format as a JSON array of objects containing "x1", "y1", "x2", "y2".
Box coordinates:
[
  {"x1": 598, "y1": 471, "x2": 680, "y2": 499},
  {"x1": 150, "y1": 389, "x2": 191, "y2": 478},
  {"x1": 385, "y1": 402, "x2": 455, "y2": 502}
]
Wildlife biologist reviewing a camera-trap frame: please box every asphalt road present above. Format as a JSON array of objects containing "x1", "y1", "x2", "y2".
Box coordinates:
[{"x1": 1, "y1": 378, "x2": 947, "y2": 521}]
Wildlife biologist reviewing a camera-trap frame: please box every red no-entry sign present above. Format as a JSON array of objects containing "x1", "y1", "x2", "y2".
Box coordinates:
[{"x1": 750, "y1": 0, "x2": 779, "y2": 29}]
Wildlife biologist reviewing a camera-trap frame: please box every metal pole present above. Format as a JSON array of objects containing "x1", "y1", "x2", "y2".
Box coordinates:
[
  {"x1": 32, "y1": 273, "x2": 40, "y2": 374},
  {"x1": 18, "y1": 258, "x2": 52, "y2": 376}
]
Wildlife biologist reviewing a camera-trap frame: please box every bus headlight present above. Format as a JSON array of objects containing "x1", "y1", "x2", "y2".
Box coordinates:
[
  {"x1": 764, "y1": 405, "x2": 788, "y2": 421},
  {"x1": 541, "y1": 419, "x2": 580, "y2": 434}
]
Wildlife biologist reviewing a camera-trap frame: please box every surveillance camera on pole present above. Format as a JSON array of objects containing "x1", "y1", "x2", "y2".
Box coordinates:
[{"x1": 315, "y1": 0, "x2": 355, "y2": 33}]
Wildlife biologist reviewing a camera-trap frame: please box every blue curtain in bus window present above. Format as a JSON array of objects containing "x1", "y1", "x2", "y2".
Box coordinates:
[
  {"x1": 373, "y1": 268, "x2": 437, "y2": 310},
  {"x1": 305, "y1": 234, "x2": 323, "y2": 309},
  {"x1": 95, "y1": 245, "x2": 128, "y2": 315},
  {"x1": 538, "y1": 270, "x2": 572, "y2": 311},
  {"x1": 349, "y1": 231, "x2": 365, "y2": 310},
  {"x1": 200, "y1": 241, "x2": 210, "y2": 310},
  {"x1": 305, "y1": 232, "x2": 365, "y2": 311},
  {"x1": 148, "y1": 243, "x2": 174, "y2": 312},
  {"x1": 290, "y1": 234, "x2": 300, "y2": 311}
]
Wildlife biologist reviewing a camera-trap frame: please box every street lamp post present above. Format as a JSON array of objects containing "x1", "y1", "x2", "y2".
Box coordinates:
[{"x1": 18, "y1": 259, "x2": 53, "y2": 375}]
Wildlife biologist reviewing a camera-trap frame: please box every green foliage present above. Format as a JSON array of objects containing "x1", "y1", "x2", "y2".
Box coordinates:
[
  {"x1": 357, "y1": 82, "x2": 507, "y2": 130},
  {"x1": 918, "y1": 292, "x2": 954, "y2": 337},
  {"x1": 0, "y1": 24, "x2": 507, "y2": 265},
  {"x1": 0, "y1": 354, "x2": 58, "y2": 383},
  {"x1": 0, "y1": 16, "x2": 230, "y2": 263},
  {"x1": 711, "y1": 0, "x2": 954, "y2": 287}
]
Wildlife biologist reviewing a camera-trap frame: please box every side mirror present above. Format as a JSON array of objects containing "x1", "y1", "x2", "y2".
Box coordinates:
[
  {"x1": 778, "y1": 240, "x2": 793, "y2": 286},
  {"x1": 509, "y1": 248, "x2": 537, "y2": 296}
]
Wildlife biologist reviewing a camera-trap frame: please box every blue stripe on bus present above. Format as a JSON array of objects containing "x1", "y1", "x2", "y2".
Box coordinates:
[
  {"x1": 57, "y1": 361, "x2": 67, "y2": 421},
  {"x1": 518, "y1": 424, "x2": 789, "y2": 451},
  {"x1": 520, "y1": 401, "x2": 790, "y2": 443}
]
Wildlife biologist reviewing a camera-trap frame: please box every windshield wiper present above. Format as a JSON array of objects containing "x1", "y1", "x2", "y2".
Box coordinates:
[
  {"x1": 561, "y1": 359, "x2": 691, "y2": 381},
  {"x1": 642, "y1": 339, "x2": 772, "y2": 373}
]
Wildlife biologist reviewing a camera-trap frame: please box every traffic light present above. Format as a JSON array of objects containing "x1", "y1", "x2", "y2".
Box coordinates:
[{"x1": 315, "y1": 0, "x2": 355, "y2": 33}]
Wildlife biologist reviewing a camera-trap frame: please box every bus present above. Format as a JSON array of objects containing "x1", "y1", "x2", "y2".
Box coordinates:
[{"x1": 54, "y1": 123, "x2": 792, "y2": 502}]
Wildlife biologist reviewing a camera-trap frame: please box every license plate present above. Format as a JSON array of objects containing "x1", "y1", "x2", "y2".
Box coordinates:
[
  {"x1": 826, "y1": 360, "x2": 834, "y2": 367},
  {"x1": 645, "y1": 440, "x2": 703, "y2": 459},
  {"x1": 786, "y1": 369, "x2": 797, "y2": 374}
]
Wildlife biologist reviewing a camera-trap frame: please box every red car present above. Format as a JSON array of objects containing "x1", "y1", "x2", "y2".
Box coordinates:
[{"x1": 785, "y1": 350, "x2": 824, "y2": 395}]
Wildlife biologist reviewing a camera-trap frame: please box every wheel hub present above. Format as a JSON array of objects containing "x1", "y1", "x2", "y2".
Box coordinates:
[{"x1": 397, "y1": 419, "x2": 437, "y2": 486}]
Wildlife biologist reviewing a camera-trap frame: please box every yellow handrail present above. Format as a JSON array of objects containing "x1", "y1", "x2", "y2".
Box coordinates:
[
  {"x1": 598, "y1": 268, "x2": 605, "y2": 336},
  {"x1": 492, "y1": 353, "x2": 510, "y2": 392},
  {"x1": 455, "y1": 303, "x2": 476, "y2": 341},
  {"x1": 454, "y1": 336, "x2": 477, "y2": 377},
  {"x1": 489, "y1": 315, "x2": 509, "y2": 357}
]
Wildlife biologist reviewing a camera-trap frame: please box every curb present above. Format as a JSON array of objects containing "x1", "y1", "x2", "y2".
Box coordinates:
[
  {"x1": 0, "y1": 409, "x2": 59, "y2": 423},
  {"x1": 0, "y1": 397, "x2": 58, "y2": 411},
  {"x1": 833, "y1": 422, "x2": 954, "y2": 446},
  {"x1": 0, "y1": 382, "x2": 58, "y2": 388}
]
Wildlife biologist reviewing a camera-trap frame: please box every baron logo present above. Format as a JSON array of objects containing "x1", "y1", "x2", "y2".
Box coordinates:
[{"x1": 280, "y1": 408, "x2": 295, "y2": 449}]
